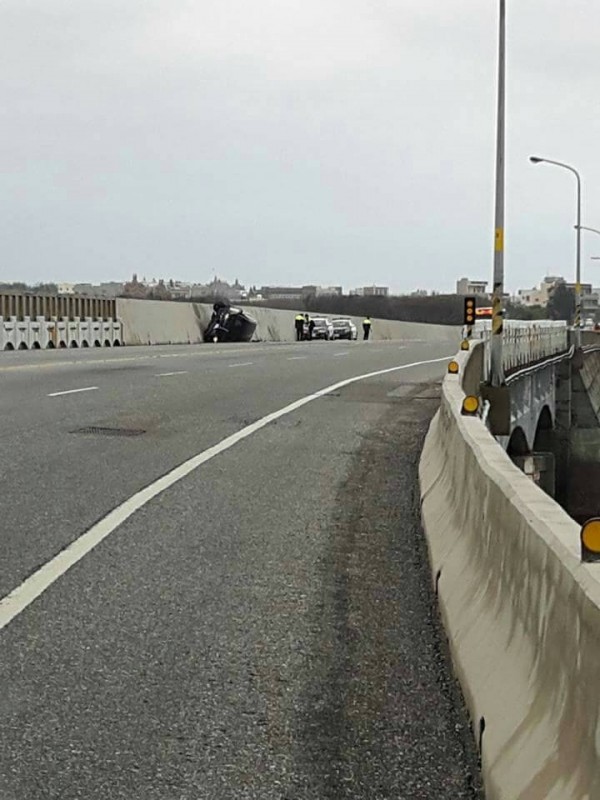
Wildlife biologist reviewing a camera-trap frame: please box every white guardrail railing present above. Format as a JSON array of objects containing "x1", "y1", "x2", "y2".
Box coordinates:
[{"x1": 471, "y1": 319, "x2": 569, "y2": 377}]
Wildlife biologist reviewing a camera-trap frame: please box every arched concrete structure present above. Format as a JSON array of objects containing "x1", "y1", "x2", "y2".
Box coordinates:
[
  {"x1": 507, "y1": 426, "x2": 530, "y2": 458},
  {"x1": 533, "y1": 405, "x2": 555, "y2": 453}
]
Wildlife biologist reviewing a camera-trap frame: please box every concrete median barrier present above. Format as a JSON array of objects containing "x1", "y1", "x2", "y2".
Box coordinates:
[
  {"x1": 0, "y1": 317, "x2": 123, "y2": 350},
  {"x1": 420, "y1": 352, "x2": 600, "y2": 799},
  {"x1": 0, "y1": 294, "x2": 458, "y2": 350},
  {"x1": 116, "y1": 298, "x2": 460, "y2": 346},
  {"x1": 116, "y1": 299, "x2": 209, "y2": 346}
]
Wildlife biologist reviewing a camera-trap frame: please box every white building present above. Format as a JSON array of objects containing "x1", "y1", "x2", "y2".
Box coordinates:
[
  {"x1": 516, "y1": 276, "x2": 563, "y2": 307},
  {"x1": 350, "y1": 285, "x2": 389, "y2": 297},
  {"x1": 456, "y1": 278, "x2": 488, "y2": 296}
]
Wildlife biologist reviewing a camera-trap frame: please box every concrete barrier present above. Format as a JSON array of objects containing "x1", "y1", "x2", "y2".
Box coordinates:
[
  {"x1": 116, "y1": 299, "x2": 209, "y2": 346},
  {"x1": 0, "y1": 317, "x2": 123, "y2": 350},
  {"x1": 116, "y1": 298, "x2": 459, "y2": 347},
  {"x1": 248, "y1": 306, "x2": 459, "y2": 345},
  {"x1": 419, "y1": 352, "x2": 600, "y2": 799}
]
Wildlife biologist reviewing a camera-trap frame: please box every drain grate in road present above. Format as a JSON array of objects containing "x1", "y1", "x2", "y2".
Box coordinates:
[{"x1": 70, "y1": 426, "x2": 146, "y2": 437}]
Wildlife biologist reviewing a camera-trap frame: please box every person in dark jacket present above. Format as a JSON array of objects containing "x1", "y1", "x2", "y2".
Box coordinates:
[{"x1": 294, "y1": 313, "x2": 305, "y2": 341}]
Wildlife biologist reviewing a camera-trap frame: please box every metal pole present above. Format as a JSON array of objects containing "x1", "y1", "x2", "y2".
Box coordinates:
[
  {"x1": 575, "y1": 173, "x2": 582, "y2": 345},
  {"x1": 490, "y1": 0, "x2": 506, "y2": 387}
]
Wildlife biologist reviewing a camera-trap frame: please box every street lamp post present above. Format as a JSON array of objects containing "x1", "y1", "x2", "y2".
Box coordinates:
[
  {"x1": 530, "y1": 156, "x2": 582, "y2": 345},
  {"x1": 490, "y1": 0, "x2": 506, "y2": 386}
]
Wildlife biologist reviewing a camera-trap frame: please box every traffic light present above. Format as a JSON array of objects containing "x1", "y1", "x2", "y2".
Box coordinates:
[{"x1": 463, "y1": 296, "x2": 476, "y2": 326}]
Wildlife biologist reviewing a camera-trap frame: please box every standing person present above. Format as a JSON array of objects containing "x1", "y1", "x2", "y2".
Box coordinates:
[
  {"x1": 362, "y1": 316, "x2": 372, "y2": 341},
  {"x1": 308, "y1": 317, "x2": 315, "y2": 341},
  {"x1": 304, "y1": 313, "x2": 311, "y2": 341},
  {"x1": 294, "y1": 313, "x2": 304, "y2": 341}
]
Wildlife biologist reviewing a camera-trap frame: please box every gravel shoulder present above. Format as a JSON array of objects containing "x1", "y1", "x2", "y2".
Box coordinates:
[{"x1": 296, "y1": 383, "x2": 484, "y2": 799}]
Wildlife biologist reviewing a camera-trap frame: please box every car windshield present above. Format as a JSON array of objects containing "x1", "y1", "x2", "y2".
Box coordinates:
[
  {"x1": 333, "y1": 319, "x2": 350, "y2": 325},
  {"x1": 312, "y1": 319, "x2": 327, "y2": 326}
]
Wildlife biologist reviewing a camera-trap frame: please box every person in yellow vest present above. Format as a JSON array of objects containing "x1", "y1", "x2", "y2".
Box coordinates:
[
  {"x1": 362, "y1": 316, "x2": 372, "y2": 340},
  {"x1": 294, "y1": 313, "x2": 305, "y2": 341}
]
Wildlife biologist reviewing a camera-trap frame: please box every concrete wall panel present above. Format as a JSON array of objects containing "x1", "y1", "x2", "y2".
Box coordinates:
[
  {"x1": 116, "y1": 298, "x2": 460, "y2": 347},
  {"x1": 420, "y1": 359, "x2": 599, "y2": 799},
  {"x1": 116, "y1": 299, "x2": 209, "y2": 346}
]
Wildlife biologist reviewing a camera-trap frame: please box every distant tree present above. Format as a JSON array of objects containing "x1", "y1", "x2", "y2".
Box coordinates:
[
  {"x1": 547, "y1": 283, "x2": 575, "y2": 322},
  {"x1": 505, "y1": 302, "x2": 547, "y2": 321},
  {"x1": 0, "y1": 282, "x2": 29, "y2": 293},
  {"x1": 256, "y1": 293, "x2": 467, "y2": 325},
  {"x1": 33, "y1": 282, "x2": 58, "y2": 295}
]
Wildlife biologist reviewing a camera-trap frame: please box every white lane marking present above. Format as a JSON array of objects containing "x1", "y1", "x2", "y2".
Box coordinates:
[
  {"x1": 47, "y1": 386, "x2": 98, "y2": 398},
  {"x1": 287, "y1": 356, "x2": 307, "y2": 361},
  {"x1": 228, "y1": 361, "x2": 254, "y2": 368},
  {"x1": 155, "y1": 371, "x2": 189, "y2": 378},
  {"x1": 0, "y1": 354, "x2": 451, "y2": 632},
  {"x1": 333, "y1": 352, "x2": 349, "y2": 357}
]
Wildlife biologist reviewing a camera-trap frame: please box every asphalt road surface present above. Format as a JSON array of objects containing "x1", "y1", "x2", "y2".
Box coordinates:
[{"x1": 0, "y1": 339, "x2": 483, "y2": 799}]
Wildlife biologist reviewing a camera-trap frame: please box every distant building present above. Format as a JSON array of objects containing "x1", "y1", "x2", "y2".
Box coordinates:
[
  {"x1": 456, "y1": 278, "x2": 488, "y2": 296},
  {"x1": 515, "y1": 276, "x2": 593, "y2": 308},
  {"x1": 122, "y1": 274, "x2": 148, "y2": 299},
  {"x1": 58, "y1": 282, "x2": 75, "y2": 295},
  {"x1": 259, "y1": 287, "x2": 304, "y2": 301},
  {"x1": 564, "y1": 281, "x2": 593, "y2": 296},
  {"x1": 517, "y1": 287, "x2": 546, "y2": 306},
  {"x1": 167, "y1": 280, "x2": 193, "y2": 300},
  {"x1": 194, "y1": 277, "x2": 246, "y2": 301},
  {"x1": 72, "y1": 282, "x2": 124, "y2": 298},
  {"x1": 516, "y1": 276, "x2": 564, "y2": 307},
  {"x1": 350, "y1": 285, "x2": 389, "y2": 297},
  {"x1": 315, "y1": 286, "x2": 343, "y2": 297},
  {"x1": 259, "y1": 286, "x2": 307, "y2": 301}
]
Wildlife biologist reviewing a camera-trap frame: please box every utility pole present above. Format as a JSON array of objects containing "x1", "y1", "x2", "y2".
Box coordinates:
[{"x1": 490, "y1": 0, "x2": 506, "y2": 387}]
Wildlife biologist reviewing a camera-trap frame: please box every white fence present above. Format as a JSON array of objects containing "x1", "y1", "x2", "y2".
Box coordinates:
[
  {"x1": 472, "y1": 319, "x2": 569, "y2": 376},
  {"x1": 1, "y1": 317, "x2": 123, "y2": 351}
]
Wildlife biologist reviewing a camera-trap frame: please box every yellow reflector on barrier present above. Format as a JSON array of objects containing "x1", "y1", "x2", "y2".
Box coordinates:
[
  {"x1": 448, "y1": 360, "x2": 459, "y2": 374},
  {"x1": 461, "y1": 395, "x2": 479, "y2": 416},
  {"x1": 581, "y1": 519, "x2": 600, "y2": 561},
  {"x1": 460, "y1": 339, "x2": 470, "y2": 351}
]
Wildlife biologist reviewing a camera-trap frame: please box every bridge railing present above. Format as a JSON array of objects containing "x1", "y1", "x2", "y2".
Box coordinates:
[{"x1": 473, "y1": 320, "x2": 569, "y2": 377}]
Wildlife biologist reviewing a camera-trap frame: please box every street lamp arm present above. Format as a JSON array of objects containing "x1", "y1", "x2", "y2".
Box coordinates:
[
  {"x1": 577, "y1": 225, "x2": 600, "y2": 237},
  {"x1": 530, "y1": 156, "x2": 582, "y2": 186}
]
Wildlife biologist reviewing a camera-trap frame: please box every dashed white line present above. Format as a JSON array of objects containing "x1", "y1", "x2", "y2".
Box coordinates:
[
  {"x1": 155, "y1": 371, "x2": 188, "y2": 377},
  {"x1": 333, "y1": 352, "x2": 350, "y2": 357},
  {"x1": 0, "y1": 354, "x2": 451, "y2": 632},
  {"x1": 228, "y1": 362, "x2": 254, "y2": 368},
  {"x1": 47, "y1": 386, "x2": 98, "y2": 398},
  {"x1": 287, "y1": 356, "x2": 308, "y2": 361}
]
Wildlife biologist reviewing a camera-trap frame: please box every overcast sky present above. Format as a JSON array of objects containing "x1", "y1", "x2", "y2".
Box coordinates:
[{"x1": 1, "y1": 0, "x2": 599, "y2": 294}]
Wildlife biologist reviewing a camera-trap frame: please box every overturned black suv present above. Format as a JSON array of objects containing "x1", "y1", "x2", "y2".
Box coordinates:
[{"x1": 204, "y1": 302, "x2": 257, "y2": 343}]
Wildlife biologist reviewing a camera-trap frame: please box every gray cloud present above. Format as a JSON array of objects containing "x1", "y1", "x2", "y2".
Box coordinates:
[{"x1": 1, "y1": 0, "x2": 599, "y2": 293}]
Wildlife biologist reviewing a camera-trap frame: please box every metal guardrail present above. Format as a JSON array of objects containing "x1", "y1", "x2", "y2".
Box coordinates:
[{"x1": 472, "y1": 320, "x2": 569, "y2": 378}]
